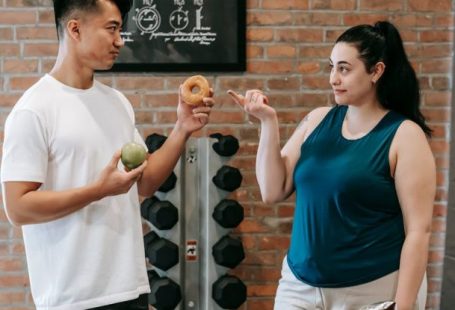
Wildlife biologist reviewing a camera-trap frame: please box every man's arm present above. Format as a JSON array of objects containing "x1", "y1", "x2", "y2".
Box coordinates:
[
  {"x1": 3, "y1": 150, "x2": 146, "y2": 226},
  {"x1": 137, "y1": 87, "x2": 213, "y2": 197}
]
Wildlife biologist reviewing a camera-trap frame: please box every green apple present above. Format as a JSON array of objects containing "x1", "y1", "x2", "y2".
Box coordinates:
[{"x1": 121, "y1": 142, "x2": 147, "y2": 170}]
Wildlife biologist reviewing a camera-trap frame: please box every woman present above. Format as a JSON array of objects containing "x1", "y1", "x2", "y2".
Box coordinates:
[{"x1": 229, "y1": 21, "x2": 435, "y2": 310}]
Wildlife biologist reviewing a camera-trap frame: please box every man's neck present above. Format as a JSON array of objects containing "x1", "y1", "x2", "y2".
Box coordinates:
[{"x1": 50, "y1": 53, "x2": 95, "y2": 90}]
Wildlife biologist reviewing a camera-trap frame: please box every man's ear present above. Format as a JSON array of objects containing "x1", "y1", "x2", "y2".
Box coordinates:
[
  {"x1": 66, "y1": 19, "x2": 81, "y2": 42},
  {"x1": 371, "y1": 62, "x2": 386, "y2": 84}
]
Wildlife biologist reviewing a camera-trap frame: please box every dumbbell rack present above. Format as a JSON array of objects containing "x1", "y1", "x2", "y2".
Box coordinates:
[{"x1": 144, "y1": 135, "x2": 246, "y2": 310}]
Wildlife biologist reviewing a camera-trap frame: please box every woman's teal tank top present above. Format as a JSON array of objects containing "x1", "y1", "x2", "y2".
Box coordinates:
[{"x1": 288, "y1": 105, "x2": 406, "y2": 287}]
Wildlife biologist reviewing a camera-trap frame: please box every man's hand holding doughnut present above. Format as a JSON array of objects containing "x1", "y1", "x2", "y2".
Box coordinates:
[{"x1": 177, "y1": 75, "x2": 215, "y2": 135}]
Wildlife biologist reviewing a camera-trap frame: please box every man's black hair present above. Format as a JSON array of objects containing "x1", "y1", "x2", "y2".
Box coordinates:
[{"x1": 53, "y1": 0, "x2": 132, "y2": 39}]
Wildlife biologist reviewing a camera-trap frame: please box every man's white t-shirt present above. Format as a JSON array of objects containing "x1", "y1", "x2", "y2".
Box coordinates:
[{"x1": 1, "y1": 75, "x2": 150, "y2": 310}]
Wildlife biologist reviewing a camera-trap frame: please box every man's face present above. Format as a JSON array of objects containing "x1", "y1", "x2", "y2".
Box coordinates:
[{"x1": 75, "y1": 0, "x2": 124, "y2": 70}]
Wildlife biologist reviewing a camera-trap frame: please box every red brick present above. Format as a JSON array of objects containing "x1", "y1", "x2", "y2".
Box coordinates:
[
  {"x1": 301, "y1": 75, "x2": 330, "y2": 89},
  {"x1": 360, "y1": 0, "x2": 403, "y2": 10},
  {"x1": 236, "y1": 127, "x2": 258, "y2": 140},
  {"x1": 312, "y1": 0, "x2": 356, "y2": 10},
  {"x1": 431, "y1": 77, "x2": 450, "y2": 91},
  {"x1": 6, "y1": 0, "x2": 51, "y2": 6},
  {"x1": 247, "y1": 28, "x2": 274, "y2": 42},
  {"x1": 326, "y1": 29, "x2": 345, "y2": 42},
  {"x1": 134, "y1": 111, "x2": 153, "y2": 125},
  {"x1": 218, "y1": 78, "x2": 265, "y2": 91},
  {"x1": 118, "y1": 93, "x2": 138, "y2": 109},
  {"x1": 267, "y1": 77, "x2": 300, "y2": 90},
  {"x1": 430, "y1": 232, "x2": 445, "y2": 246},
  {"x1": 253, "y1": 206, "x2": 276, "y2": 217},
  {"x1": 276, "y1": 28, "x2": 324, "y2": 43},
  {"x1": 423, "y1": 91, "x2": 451, "y2": 107},
  {"x1": 4, "y1": 59, "x2": 38, "y2": 74},
  {"x1": 23, "y1": 43, "x2": 58, "y2": 57},
  {"x1": 247, "y1": 45, "x2": 264, "y2": 58},
  {"x1": 243, "y1": 251, "x2": 277, "y2": 265},
  {"x1": 0, "y1": 274, "x2": 29, "y2": 288},
  {"x1": 420, "y1": 30, "x2": 452, "y2": 42},
  {"x1": 9, "y1": 76, "x2": 40, "y2": 91},
  {"x1": 435, "y1": 170, "x2": 447, "y2": 187},
  {"x1": 0, "y1": 43, "x2": 20, "y2": 56},
  {"x1": 0, "y1": 28, "x2": 13, "y2": 40},
  {"x1": 428, "y1": 249, "x2": 444, "y2": 262},
  {"x1": 343, "y1": 14, "x2": 389, "y2": 26},
  {"x1": 248, "y1": 284, "x2": 277, "y2": 297},
  {"x1": 115, "y1": 76, "x2": 164, "y2": 90},
  {"x1": 247, "y1": 0, "x2": 259, "y2": 9},
  {"x1": 431, "y1": 218, "x2": 446, "y2": 233},
  {"x1": 408, "y1": 0, "x2": 452, "y2": 11},
  {"x1": 0, "y1": 291, "x2": 26, "y2": 304},
  {"x1": 299, "y1": 45, "x2": 333, "y2": 58},
  {"x1": 433, "y1": 14, "x2": 454, "y2": 27},
  {"x1": 247, "y1": 11, "x2": 293, "y2": 26},
  {"x1": 38, "y1": 8, "x2": 55, "y2": 23},
  {"x1": 262, "y1": 0, "x2": 309, "y2": 9},
  {"x1": 0, "y1": 259, "x2": 24, "y2": 272},
  {"x1": 0, "y1": 11, "x2": 35, "y2": 24},
  {"x1": 421, "y1": 59, "x2": 452, "y2": 74},
  {"x1": 237, "y1": 219, "x2": 271, "y2": 233},
  {"x1": 258, "y1": 236, "x2": 290, "y2": 250},
  {"x1": 310, "y1": 12, "x2": 342, "y2": 25},
  {"x1": 429, "y1": 140, "x2": 449, "y2": 154},
  {"x1": 212, "y1": 110, "x2": 247, "y2": 124},
  {"x1": 143, "y1": 94, "x2": 178, "y2": 108},
  {"x1": 0, "y1": 94, "x2": 21, "y2": 107},
  {"x1": 247, "y1": 61, "x2": 294, "y2": 74},
  {"x1": 391, "y1": 15, "x2": 433, "y2": 27},
  {"x1": 422, "y1": 108, "x2": 450, "y2": 122},
  {"x1": 267, "y1": 45, "x2": 297, "y2": 58},
  {"x1": 247, "y1": 299, "x2": 274, "y2": 310},
  {"x1": 16, "y1": 27, "x2": 56, "y2": 40}
]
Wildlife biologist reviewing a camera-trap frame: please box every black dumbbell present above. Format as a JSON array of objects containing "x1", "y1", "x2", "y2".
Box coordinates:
[
  {"x1": 212, "y1": 199, "x2": 244, "y2": 228},
  {"x1": 144, "y1": 231, "x2": 179, "y2": 271},
  {"x1": 212, "y1": 275, "x2": 247, "y2": 309},
  {"x1": 141, "y1": 196, "x2": 178, "y2": 230},
  {"x1": 212, "y1": 235, "x2": 245, "y2": 268},
  {"x1": 145, "y1": 133, "x2": 167, "y2": 153},
  {"x1": 158, "y1": 172, "x2": 177, "y2": 193},
  {"x1": 210, "y1": 133, "x2": 239, "y2": 157},
  {"x1": 148, "y1": 270, "x2": 182, "y2": 310},
  {"x1": 212, "y1": 165, "x2": 242, "y2": 192}
]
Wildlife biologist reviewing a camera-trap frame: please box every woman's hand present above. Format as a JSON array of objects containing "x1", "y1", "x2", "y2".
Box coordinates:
[{"x1": 227, "y1": 89, "x2": 276, "y2": 122}]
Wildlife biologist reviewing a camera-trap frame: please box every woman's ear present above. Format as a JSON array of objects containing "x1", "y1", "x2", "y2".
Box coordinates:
[{"x1": 371, "y1": 62, "x2": 386, "y2": 84}]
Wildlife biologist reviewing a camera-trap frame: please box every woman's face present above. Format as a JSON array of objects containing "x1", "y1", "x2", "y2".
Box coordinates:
[{"x1": 329, "y1": 42, "x2": 377, "y2": 106}]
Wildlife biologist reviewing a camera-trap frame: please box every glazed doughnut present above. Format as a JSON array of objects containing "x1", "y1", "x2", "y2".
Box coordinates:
[{"x1": 181, "y1": 75, "x2": 210, "y2": 106}]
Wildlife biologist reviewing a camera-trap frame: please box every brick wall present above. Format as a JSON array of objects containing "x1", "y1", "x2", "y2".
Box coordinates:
[{"x1": 0, "y1": 0, "x2": 452, "y2": 309}]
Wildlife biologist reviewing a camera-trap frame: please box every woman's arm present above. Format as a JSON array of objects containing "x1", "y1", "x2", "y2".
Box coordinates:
[
  {"x1": 392, "y1": 121, "x2": 436, "y2": 310},
  {"x1": 228, "y1": 89, "x2": 330, "y2": 203}
]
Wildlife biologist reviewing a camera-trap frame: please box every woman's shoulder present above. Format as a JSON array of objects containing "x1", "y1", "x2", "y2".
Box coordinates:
[
  {"x1": 298, "y1": 106, "x2": 333, "y2": 137},
  {"x1": 395, "y1": 119, "x2": 427, "y2": 141},
  {"x1": 391, "y1": 119, "x2": 430, "y2": 154}
]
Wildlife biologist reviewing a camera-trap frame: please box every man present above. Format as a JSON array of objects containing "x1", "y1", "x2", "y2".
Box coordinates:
[{"x1": 1, "y1": 0, "x2": 214, "y2": 309}]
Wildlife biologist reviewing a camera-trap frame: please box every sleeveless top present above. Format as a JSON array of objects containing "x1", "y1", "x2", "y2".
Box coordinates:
[{"x1": 287, "y1": 105, "x2": 406, "y2": 287}]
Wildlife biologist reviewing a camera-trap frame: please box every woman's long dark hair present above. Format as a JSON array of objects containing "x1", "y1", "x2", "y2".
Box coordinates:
[{"x1": 336, "y1": 21, "x2": 432, "y2": 136}]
